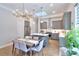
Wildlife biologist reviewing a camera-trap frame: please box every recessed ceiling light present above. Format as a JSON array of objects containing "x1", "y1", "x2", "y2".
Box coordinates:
[
  {"x1": 50, "y1": 3, "x2": 53, "y2": 7},
  {"x1": 40, "y1": 21, "x2": 44, "y2": 23},
  {"x1": 15, "y1": 9, "x2": 19, "y2": 11},
  {"x1": 25, "y1": 10, "x2": 28, "y2": 13},
  {"x1": 52, "y1": 11, "x2": 55, "y2": 14},
  {"x1": 33, "y1": 21, "x2": 35, "y2": 24}
]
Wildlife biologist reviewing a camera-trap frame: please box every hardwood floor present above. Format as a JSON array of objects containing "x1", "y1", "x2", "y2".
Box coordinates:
[{"x1": 0, "y1": 39, "x2": 59, "y2": 56}]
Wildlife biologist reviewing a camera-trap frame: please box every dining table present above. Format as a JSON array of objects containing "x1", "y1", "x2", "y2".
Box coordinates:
[
  {"x1": 31, "y1": 33, "x2": 49, "y2": 40},
  {"x1": 31, "y1": 33, "x2": 49, "y2": 37},
  {"x1": 18, "y1": 38, "x2": 39, "y2": 56}
]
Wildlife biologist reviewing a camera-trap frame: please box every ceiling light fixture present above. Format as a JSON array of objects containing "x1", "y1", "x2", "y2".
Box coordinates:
[
  {"x1": 33, "y1": 21, "x2": 35, "y2": 24},
  {"x1": 12, "y1": 3, "x2": 33, "y2": 19},
  {"x1": 50, "y1": 3, "x2": 54, "y2": 7},
  {"x1": 40, "y1": 21, "x2": 44, "y2": 23},
  {"x1": 52, "y1": 11, "x2": 55, "y2": 14},
  {"x1": 35, "y1": 7, "x2": 47, "y2": 17}
]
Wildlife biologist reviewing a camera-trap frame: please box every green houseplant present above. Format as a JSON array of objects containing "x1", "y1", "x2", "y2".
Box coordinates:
[{"x1": 65, "y1": 28, "x2": 79, "y2": 56}]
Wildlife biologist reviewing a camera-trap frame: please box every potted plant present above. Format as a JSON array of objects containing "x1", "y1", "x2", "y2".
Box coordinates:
[{"x1": 65, "y1": 28, "x2": 79, "y2": 56}]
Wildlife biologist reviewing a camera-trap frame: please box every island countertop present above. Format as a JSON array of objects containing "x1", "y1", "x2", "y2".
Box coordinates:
[{"x1": 40, "y1": 29, "x2": 70, "y2": 37}]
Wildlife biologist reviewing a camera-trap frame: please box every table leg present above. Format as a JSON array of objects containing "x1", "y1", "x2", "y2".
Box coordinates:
[
  {"x1": 32, "y1": 36, "x2": 34, "y2": 39},
  {"x1": 30, "y1": 49, "x2": 32, "y2": 56},
  {"x1": 12, "y1": 42, "x2": 14, "y2": 55}
]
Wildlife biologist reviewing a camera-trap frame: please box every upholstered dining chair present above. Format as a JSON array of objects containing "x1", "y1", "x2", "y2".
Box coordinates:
[
  {"x1": 42, "y1": 36, "x2": 49, "y2": 48},
  {"x1": 18, "y1": 40, "x2": 30, "y2": 55},
  {"x1": 39, "y1": 36, "x2": 49, "y2": 56},
  {"x1": 12, "y1": 39, "x2": 30, "y2": 56},
  {"x1": 12, "y1": 39, "x2": 20, "y2": 55},
  {"x1": 38, "y1": 36, "x2": 49, "y2": 47},
  {"x1": 30, "y1": 39, "x2": 45, "y2": 56}
]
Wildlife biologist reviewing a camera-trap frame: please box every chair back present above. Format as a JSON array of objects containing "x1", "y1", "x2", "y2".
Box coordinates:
[
  {"x1": 35, "y1": 39, "x2": 45, "y2": 51},
  {"x1": 13, "y1": 39, "x2": 20, "y2": 49},
  {"x1": 41, "y1": 36, "x2": 49, "y2": 48},
  {"x1": 18, "y1": 40, "x2": 28, "y2": 52}
]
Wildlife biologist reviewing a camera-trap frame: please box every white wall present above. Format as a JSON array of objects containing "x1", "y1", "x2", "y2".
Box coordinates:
[
  {"x1": 17, "y1": 18, "x2": 24, "y2": 38},
  {"x1": 0, "y1": 8, "x2": 17, "y2": 47},
  {"x1": 30, "y1": 18, "x2": 36, "y2": 33},
  {"x1": 0, "y1": 8, "x2": 36, "y2": 46},
  {"x1": 17, "y1": 17, "x2": 36, "y2": 38}
]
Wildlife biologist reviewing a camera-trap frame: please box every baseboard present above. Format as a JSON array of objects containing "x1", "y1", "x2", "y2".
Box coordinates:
[{"x1": 0, "y1": 42, "x2": 13, "y2": 49}]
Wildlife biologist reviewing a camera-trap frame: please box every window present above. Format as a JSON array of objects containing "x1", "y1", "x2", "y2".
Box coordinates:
[{"x1": 40, "y1": 21, "x2": 47, "y2": 29}]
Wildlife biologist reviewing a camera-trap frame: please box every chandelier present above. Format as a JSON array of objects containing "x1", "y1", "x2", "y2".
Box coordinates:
[
  {"x1": 34, "y1": 7, "x2": 47, "y2": 17},
  {"x1": 12, "y1": 3, "x2": 33, "y2": 19},
  {"x1": 12, "y1": 4, "x2": 47, "y2": 19}
]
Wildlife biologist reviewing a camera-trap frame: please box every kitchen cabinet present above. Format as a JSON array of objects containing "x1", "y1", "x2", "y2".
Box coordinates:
[
  {"x1": 59, "y1": 37, "x2": 66, "y2": 47},
  {"x1": 52, "y1": 20, "x2": 63, "y2": 29},
  {"x1": 63, "y1": 12, "x2": 71, "y2": 30}
]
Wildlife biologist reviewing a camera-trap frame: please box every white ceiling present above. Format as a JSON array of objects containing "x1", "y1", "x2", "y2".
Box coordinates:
[{"x1": 0, "y1": 3, "x2": 72, "y2": 16}]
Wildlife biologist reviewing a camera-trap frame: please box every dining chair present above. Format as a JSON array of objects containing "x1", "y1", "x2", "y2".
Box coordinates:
[
  {"x1": 12, "y1": 39, "x2": 30, "y2": 56},
  {"x1": 39, "y1": 36, "x2": 49, "y2": 56},
  {"x1": 12, "y1": 39, "x2": 20, "y2": 55},
  {"x1": 18, "y1": 40, "x2": 30, "y2": 55},
  {"x1": 31, "y1": 39, "x2": 45, "y2": 56},
  {"x1": 38, "y1": 36, "x2": 49, "y2": 48}
]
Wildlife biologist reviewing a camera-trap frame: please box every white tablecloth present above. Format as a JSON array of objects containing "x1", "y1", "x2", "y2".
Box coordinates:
[
  {"x1": 18, "y1": 38, "x2": 39, "y2": 46},
  {"x1": 31, "y1": 33, "x2": 48, "y2": 37}
]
